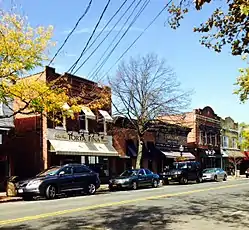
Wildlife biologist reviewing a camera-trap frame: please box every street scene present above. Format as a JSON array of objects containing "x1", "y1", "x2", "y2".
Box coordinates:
[
  {"x1": 1, "y1": 0, "x2": 249, "y2": 229},
  {"x1": 0, "y1": 179, "x2": 249, "y2": 229}
]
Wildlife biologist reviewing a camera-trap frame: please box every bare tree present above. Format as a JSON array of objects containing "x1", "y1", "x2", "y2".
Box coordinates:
[{"x1": 109, "y1": 53, "x2": 191, "y2": 169}]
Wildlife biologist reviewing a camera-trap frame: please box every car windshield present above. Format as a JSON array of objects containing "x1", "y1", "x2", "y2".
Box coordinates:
[
  {"x1": 37, "y1": 167, "x2": 61, "y2": 176},
  {"x1": 203, "y1": 169, "x2": 217, "y2": 173},
  {"x1": 173, "y1": 162, "x2": 188, "y2": 169},
  {"x1": 120, "y1": 170, "x2": 138, "y2": 177}
]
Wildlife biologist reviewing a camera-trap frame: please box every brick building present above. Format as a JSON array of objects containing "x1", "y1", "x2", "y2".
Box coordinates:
[
  {"x1": 110, "y1": 117, "x2": 192, "y2": 174},
  {"x1": 11, "y1": 66, "x2": 119, "y2": 182},
  {"x1": 160, "y1": 106, "x2": 222, "y2": 168}
]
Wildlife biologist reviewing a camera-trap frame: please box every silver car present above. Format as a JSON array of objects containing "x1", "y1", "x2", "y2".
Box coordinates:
[{"x1": 202, "y1": 168, "x2": 227, "y2": 182}]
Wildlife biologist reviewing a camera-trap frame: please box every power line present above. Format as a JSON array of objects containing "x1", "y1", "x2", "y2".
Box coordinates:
[
  {"x1": 89, "y1": 0, "x2": 150, "y2": 80},
  {"x1": 87, "y1": 0, "x2": 145, "y2": 80},
  {"x1": 68, "y1": 0, "x2": 111, "y2": 74},
  {"x1": 48, "y1": 0, "x2": 93, "y2": 66},
  {"x1": 100, "y1": 1, "x2": 173, "y2": 81},
  {"x1": 72, "y1": 0, "x2": 135, "y2": 75}
]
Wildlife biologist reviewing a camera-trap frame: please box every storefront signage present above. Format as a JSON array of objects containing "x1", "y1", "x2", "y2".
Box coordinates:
[{"x1": 48, "y1": 128, "x2": 108, "y2": 143}]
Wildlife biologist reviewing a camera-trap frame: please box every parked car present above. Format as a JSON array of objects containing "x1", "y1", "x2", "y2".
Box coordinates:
[
  {"x1": 245, "y1": 168, "x2": 249, "y2": 178},
  {"x1": 15, "y1": 163, "x2": 100, "y2": 200},
  {"x1": 109, "y1": 169, "x2": 160, "y2": 191},
  {"x1": 202, "y1": 168, "x2": 227, "y2": 182},
  {"x1": 159, "y1": 161, "x2": 203, "y2": 185}
]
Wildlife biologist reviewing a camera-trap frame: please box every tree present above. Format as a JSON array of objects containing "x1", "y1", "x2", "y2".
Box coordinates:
[
  {"x1": 167, "y1": 0, "x2": 249, "y2": 102},
  {"x1": 109, "y1": 54, "x2": 191, "y2": 169},
  {"x1": 0, "y1": 11, "x2": 110, "y2": 119}
]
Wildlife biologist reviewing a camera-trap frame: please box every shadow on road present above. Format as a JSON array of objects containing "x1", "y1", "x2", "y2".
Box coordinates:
[{"x1": 1, "y1": 190, "x2": 249, "y2": 230}]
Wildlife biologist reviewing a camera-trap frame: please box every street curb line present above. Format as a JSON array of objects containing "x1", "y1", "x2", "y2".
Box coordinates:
[{"x1": 0, "y1": 182, "x2": 248, "y2": 226}]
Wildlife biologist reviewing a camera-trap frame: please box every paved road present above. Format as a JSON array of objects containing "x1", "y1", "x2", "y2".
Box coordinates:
[{"x1": 0, "y1": 179, "x2": 249, "y2": 229}]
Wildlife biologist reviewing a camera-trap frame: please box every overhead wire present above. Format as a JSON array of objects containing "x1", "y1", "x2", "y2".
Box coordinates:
[
  {"x1": 67, "y1": 0, "x2": 111, "y2": 74},
  {"x1": 99, "y1": 0, "x2": 173, "y2": 82},
  {"x1": 88, "y1": 0, "x2": 150, "y2": 80},
  {"x1": 48, "y1": 0, "x2": 93, "y2": 67},
  {"x1": 72, "y1": 0, "x2": 136, "y2": 75}
]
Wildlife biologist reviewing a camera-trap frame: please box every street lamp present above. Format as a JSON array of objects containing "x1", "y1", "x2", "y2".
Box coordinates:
[{"x1": 179, "y1": 145, "x2": 184, "y2": 157}]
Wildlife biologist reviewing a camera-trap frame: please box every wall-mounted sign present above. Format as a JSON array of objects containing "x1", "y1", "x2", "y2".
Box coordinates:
[{"x1": 48, "y1": 128, "x2": 108, "y2": 144}]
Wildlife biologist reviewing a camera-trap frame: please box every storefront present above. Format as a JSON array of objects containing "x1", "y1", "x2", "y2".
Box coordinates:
[{"x1": 47, "y1": 128, "x2": 119, "y2": 183}]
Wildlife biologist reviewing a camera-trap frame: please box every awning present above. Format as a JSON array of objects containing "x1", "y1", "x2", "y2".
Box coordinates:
[
  {"x1": 222, "y1": 149, "x2": 245, "y2": 158},
  {"x1": 99, "y1": 110, "x2": 113, "y2": 122},
  {"x1": 161, "y1": 151, "x2": 195, "y2": 160},
  {"x1": 81, "y1": 106, "x2": 96, "y2": 120},
  {"x1": 49, "y1": 140, "x2": 119, "y2": 156}
]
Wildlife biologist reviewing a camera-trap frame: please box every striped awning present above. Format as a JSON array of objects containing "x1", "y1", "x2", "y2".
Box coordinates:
[{"x1": 49, "y1": 140, "x2": 119, "y2": 157}]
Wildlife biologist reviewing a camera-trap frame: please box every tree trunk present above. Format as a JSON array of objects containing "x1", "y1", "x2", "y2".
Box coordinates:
[
  {"x1": 234, "y1": 162, "x2": 237, "y2": 177},
  {"x1": 135, "y1": 135, "x2": 143, "y2": 169}
]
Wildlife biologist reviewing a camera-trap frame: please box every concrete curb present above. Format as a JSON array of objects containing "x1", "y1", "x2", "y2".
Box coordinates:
[{"x1": 0, "y1": 197, "x2": 22, "y2": 203}]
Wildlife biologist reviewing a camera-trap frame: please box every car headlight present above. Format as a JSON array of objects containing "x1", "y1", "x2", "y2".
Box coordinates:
[{"x1": 26, "y1": 180, "x2": 42, "y2": 188}]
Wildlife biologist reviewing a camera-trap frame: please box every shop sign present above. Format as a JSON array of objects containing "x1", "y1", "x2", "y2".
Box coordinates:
[{"x1": 48, "y1": 128, "x2": 108, "y2": 144}]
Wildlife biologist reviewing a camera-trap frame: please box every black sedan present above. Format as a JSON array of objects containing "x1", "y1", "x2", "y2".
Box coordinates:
[
  {"x1": 16, "y1": 164, "x2": 100, "y2": 200},
  {"x1": 109, "y1": 168, "x2": 160, "y2": 191}
]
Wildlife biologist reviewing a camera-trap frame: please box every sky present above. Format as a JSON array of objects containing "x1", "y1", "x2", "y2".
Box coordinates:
[{"x1": 2, "y1": 0, "x2": 249, "y2": 123}]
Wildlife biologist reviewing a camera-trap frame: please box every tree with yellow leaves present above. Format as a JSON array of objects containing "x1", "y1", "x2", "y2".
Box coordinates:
[{"x1": 0, "y1": 11, "x2": 110, "y2": 119}]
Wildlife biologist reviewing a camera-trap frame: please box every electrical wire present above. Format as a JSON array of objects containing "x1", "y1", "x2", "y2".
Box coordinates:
[
  {"x1": 99, "y1": 1, "x2": 173, "y2": 81},
  {"x1": 89, "y1": 0, "x2": 150, "y2": 80},
  {"x1": 68, "y1": 0, "x2": 111, "y2": 74},
  {"x1": 48, "y1": 0, "x2": 93, "y2": 66},
  {"x1": 72, "y1": 0, "x2": 136, "y2": 75}
]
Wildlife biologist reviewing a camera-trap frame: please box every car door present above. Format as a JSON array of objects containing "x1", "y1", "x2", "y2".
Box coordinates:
[
  {"x1": 187, "y1": 163, "x2": 196, "y2": 181},
  {"x1": 73, "y1": 165, "x2": 91, "y2": 190},
  {"x1": 137, "y1": 169, "x2": 147, "y2": 187},
  {"x1": 58, "y1": 166, "x2": 74, "y2": 192},
  {"x1": 217, "y1": 168, "x2": 224, "y2": 180},
  {"x1": 144, "y1": 169, "x2": 154, "y2": 186}
]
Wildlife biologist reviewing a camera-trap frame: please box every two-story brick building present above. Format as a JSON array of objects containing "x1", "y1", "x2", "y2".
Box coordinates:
[
  {"x1": 110, "y1": 117, "x2": 193, "y2": 174},
  {"x1": 220, "y1": 117, "x2": 244, "y2": 173},
  {"x1": 11, "y1": 66, "x2": 119, "y2": 182},
  {"x1": 160, "y1": 106, "x2": 222, "y2": 168}
]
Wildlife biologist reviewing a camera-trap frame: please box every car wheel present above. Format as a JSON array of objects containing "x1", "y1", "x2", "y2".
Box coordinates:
[
  {"x1": 45, "y1": 185, "x2": 57, "y2": 199},
  {"x1": 109, "y1": 185, "x2": 115, "y2": 192},
  {"x1": 214, "y1": 175, "x2": 218, "y2": 182},
  {"x1": 246, "y1": 174, "x2": 249, "y2": 178},
  {"x1": 223, "y1": 175, "x2": 227, "y2": 181},
  {"x1": 87, "y1": 184, "x2": 96, "y2": 195},
  {"x1": 180, "y1": 177, "x2": 188, "y2": 185},
  {"x1": 196, "y1": 176, "x2": 203, "y2": 183},
  {"x1": 132, "y1": 181, "x2": 138, "y2": 190},
  {"x1": 152, "y1": 179, "x2": 158, "y2": 188},
  {"x1": 23, "y1": 195, "x2": 33, "y2": 201}
]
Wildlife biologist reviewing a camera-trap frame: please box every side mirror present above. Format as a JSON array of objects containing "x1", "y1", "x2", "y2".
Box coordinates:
[{"x1": 59, "y1": 171, "x2": 65, "y2": 176}]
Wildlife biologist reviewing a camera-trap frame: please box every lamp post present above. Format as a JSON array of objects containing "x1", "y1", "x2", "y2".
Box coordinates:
[{"x1": 179, "y1": 145, "x2": 184, "y2": 157}]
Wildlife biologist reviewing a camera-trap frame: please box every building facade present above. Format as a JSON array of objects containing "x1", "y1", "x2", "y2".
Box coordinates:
[
  {"x1": 160, "y1": 106, "x2": 222, "y2": 168},
  {"x1": 220, "y1": 117, "x2": 245, "y2": 174},
  {"x1": 111, "y1": 118, "x2": 192, "y2": 174},
  {"x1": 11, "y1": 67, "x2": 118, "y2": 183}
]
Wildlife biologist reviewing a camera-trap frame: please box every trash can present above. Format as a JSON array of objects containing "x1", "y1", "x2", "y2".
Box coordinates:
[{"x1": 6, "y1": 176, "x2": 19, "y2": 197}]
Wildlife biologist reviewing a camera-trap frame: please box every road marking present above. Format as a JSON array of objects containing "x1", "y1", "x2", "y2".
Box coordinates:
[{"x1": 0, "y1": 182, "x2": 247, "y2": 226}]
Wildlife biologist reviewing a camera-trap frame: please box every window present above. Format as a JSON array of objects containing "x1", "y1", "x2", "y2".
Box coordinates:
[
  {"x1": 73, "y1": 166, "x2": 90, "y2": 174},
  {"x1": 79, "y1": 111, "x2": 86, "y2": 130},
  {"x1": 211, "y1": 134, "x2": 216, "y2": 146},
  {"x1": 60, "y1": 166, "x2": 72, "y2": 175},
  {"x1": 223, "y1": 136, "x2": 229, "y2": 148},
  {"x1": 0, "y1": 102, "x2": 3, "y2": 116},
  {"x1": 204, "y1": 132, "x2": 207, "y2": 145},
  {"x1": 138, "y1": 170, "x2": 145, "y2": 175},
  {"x1": 144, "y1": 169, "x2": 152, "y2": 175},
  {"x1": 232, "y1": 138, "x2": 237, "y2": 149},
  {"x1": 199, "y1": 131, "x2": 203, "y2": 144}
]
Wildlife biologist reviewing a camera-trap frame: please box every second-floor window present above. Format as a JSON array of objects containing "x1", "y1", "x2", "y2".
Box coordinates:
[
  {"x1": 223, "y1": 136, "x2": 229, "y2": 148},
  {"x1": 232, "y1": 138, "x2": 237, "y2": 149}
]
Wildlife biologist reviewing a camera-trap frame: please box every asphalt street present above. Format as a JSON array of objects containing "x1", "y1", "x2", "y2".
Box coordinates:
[{"x1": 0, "y1": 179, "x2": 249, "y2": 230}]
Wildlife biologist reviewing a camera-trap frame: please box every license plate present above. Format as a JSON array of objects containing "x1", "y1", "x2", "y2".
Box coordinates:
[{"x1": 18, "y1": 189, "x2": 23, "y2": 193}]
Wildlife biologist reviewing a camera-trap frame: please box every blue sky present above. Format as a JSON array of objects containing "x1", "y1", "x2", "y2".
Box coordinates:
[{"x1": 2, "y1": 0, "x2": 249, "y2": 123}]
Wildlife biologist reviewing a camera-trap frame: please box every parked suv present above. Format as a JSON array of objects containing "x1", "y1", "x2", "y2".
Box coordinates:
[
  {"x1": 160, "y1": 161, "x2": 202, "y2": 185},
  {"x1": 16, "y1": 164, "x2": 100, "y2": 200}
]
